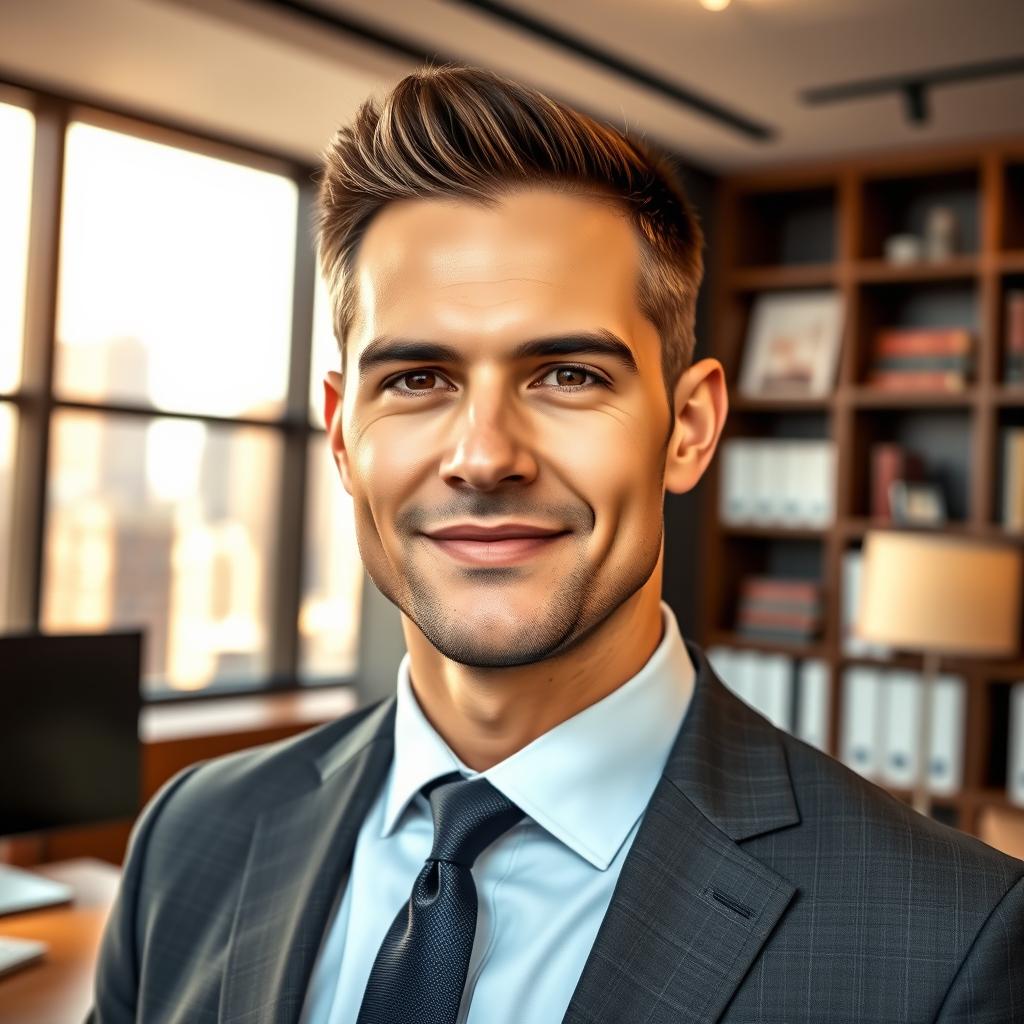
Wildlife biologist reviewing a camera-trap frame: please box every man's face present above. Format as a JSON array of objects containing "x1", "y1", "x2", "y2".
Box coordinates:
[{"x1": 325, "y1": 189, "x2": 677, "y2": 668}]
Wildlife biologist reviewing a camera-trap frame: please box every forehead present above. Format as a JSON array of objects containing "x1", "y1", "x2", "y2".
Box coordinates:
[{"x1": 349, "y1": 189, "x2": 645, "y2": 346}]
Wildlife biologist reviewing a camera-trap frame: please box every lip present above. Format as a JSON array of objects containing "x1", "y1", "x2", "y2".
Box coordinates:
[
  {"x1": 422, "y1": 526, "x2": 571, "y2": 566},
  {"x1": 423, "y1": 522, "x2": 567, "y2": 541}
]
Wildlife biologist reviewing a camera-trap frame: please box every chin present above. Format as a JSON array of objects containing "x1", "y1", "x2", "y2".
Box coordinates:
[{"x1": 407, "y1": 583, "x2": 589, "y2": 668}]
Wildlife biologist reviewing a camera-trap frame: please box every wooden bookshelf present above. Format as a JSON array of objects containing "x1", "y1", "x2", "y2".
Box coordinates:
[{"x1": 700, "y1": 135, "x2": 1024, "y2": 840}]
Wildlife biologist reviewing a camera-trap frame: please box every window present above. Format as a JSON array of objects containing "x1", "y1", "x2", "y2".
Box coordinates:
[{"x1": 3, "y1": 95, "x2": 364, "y2": 697}]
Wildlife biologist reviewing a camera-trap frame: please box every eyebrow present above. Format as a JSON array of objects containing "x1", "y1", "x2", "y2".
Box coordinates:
[{"x1": 356, "y1": 329, "x2": 640, "y2": 384}]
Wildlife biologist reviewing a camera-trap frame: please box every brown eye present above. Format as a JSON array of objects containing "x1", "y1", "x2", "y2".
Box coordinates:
[
  {"x1": 555, "y1": 367, "x2": 587, "y2": 387},
  {"x1": 404, "y1": 371, "x2": 437, "y2": 390}
]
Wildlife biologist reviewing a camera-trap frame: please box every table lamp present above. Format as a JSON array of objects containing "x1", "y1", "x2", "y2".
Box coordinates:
[{"x1": 854, "y1": 530, "x2": 1023, "y2": 815}]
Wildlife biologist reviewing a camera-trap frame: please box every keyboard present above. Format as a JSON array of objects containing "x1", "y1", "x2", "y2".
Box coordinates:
[{"x1": 0, "y1": 935, "x2": 47, "y2": 979}]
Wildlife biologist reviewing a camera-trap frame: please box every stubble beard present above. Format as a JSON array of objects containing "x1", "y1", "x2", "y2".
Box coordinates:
[{"x1": 359, "y1": 524, "x2": 664, "y2": 669}]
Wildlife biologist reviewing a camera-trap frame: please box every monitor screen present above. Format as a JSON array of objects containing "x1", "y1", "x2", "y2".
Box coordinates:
[{"x1": 0, "y1": 630, "x2": 142, "y2": 837}]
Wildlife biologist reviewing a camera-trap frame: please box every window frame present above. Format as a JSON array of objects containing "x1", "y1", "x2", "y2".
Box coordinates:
[{"x1": 0, "y1": 77, "x2": 358, "y2": 704}]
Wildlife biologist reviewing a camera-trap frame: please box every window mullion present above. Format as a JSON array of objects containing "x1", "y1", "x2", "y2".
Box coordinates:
[
  {"x1": 270, "y1": 176, "x2": 318, "y2": 685},
  {"x1": 7, "y1": 96, "x2": 67, "y2": 630}
]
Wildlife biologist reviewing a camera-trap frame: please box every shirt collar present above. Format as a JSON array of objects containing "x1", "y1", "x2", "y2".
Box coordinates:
[{"x1": 381, "y1": 600, "x2": 695, "y2": 870}]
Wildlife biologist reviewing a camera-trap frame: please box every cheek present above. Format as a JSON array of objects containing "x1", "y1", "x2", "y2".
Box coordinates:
[
  {"x1": 350, "y1": 417, "x2": 431, "y2": 514},
  {"x1": 550, "y1": 418, "x2": 664, "y2": 536}
]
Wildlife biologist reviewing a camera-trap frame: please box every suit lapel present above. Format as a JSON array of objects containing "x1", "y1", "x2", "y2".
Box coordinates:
[
  {"x1": 220, "y1": 696, "x2": 397, "y2": 1024},
  {"x1": 563, "y1": 639, "x2": 800, "y2": 1024}
]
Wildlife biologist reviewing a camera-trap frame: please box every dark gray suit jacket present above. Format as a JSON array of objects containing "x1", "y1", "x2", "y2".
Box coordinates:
[{"x1": 88, "y1": 639, "x2": 1024, "y2": 1023}]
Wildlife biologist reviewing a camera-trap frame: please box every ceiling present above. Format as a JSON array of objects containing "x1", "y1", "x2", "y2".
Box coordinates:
[{"x1": 0, "y1": 0, "x2": 1021, "y2": 173}]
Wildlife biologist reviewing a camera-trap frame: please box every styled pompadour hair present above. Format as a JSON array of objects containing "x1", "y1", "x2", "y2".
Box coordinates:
[{"x1": 315, "y1": 63, "x2": 705, "y2": 401}]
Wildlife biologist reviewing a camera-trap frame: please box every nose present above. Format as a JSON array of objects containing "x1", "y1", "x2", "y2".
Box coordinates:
[{"x1": 438, "y1": 379, "x2": 538, "y2": 491}]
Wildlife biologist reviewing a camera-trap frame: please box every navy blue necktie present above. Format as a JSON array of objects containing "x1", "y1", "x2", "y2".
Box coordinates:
[{"x1": 355, "y1": 771, "x2": 525, "y2": 1024}]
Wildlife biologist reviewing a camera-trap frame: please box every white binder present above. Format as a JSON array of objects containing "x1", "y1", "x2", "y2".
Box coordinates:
[
  {"x1": 720, "y1": 440, "x2": 754, "y2": 524},
  {"x1": 756, "y1": 653, "x2": 794, "y2": 731},
  {"x1": 796, "y1": 658, "x2": 831, "y2": 753},
  {"x1": 732, "y1": 649, "x2": 764, "y2": 710},
  {"x1": 1008, "y1": 683, "x2": 1024, "y2": 807},
  {"x1": 841, "y1": 666, "x2": 882, "y2": 779},
  {"x1": 927, "y1": 674, "x2": 965, "y2": 796},
  {"x1": 880, "y1": 670, "x2": 922, "y2": 788}
]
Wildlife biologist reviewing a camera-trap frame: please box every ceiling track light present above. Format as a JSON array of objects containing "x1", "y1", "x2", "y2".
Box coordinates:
[{"x1": 802, "y1": 54, "x2": 1024, "y2": 127}]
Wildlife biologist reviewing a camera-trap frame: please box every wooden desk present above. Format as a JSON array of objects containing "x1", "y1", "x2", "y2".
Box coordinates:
[{"x1": 0, "y1": 859, "x2": 119, "y2": 1024}]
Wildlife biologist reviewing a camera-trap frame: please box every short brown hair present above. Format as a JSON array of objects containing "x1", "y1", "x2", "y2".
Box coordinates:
[{"x1": 316, "y1": 63, "x2": 705, "y2": 401}]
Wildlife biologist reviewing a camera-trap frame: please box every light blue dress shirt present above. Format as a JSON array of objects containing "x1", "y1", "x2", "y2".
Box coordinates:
[{"x1": 300, "y1": 599, "x2": 695, "y2": 1024}]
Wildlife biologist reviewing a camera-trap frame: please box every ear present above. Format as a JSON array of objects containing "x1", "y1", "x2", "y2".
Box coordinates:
[
  {"x1": 663, "y1": 357, "x2": 728, "y2": 495},
  {"x1": 323, "y1": 370, "x2": 354, "y2": 496}
]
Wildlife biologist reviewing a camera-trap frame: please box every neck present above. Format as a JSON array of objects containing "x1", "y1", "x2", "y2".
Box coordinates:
[{"x1": 400, "y1": 582, "x2": 665, "y2": 772}]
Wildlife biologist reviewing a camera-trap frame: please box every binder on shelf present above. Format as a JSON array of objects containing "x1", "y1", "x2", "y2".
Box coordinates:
[
  {"x1": 802, "y1": 441, "x2": 835, "y2": 527},
  {"x1": 928, "y1": 674, "x2": 966, "y2": 796},
  {"x1": 756, "y1": 652, "x2": 794, "y2": 731},
  {"x1": 841, "y1": 666, "x2": 882, "y2": 779},
  {"x1": 705, "y1": 645, "x2": 737, "y2": 689},
  {"x1": 1008, "y1": 683, "x2": 1024, "y2": 808},
  {"x1": 720, "y1": 439, "x2": 755, "y2": 524},
  {"x1": 758, "y1": 442, "x2": 787, "y2": 522},
  {"x1": 730, "y1": 649, "x2": 763, "y2": 711},
  {"x1": 796, "y1": 658, "x2": 831, "y2": 753},
  {"x1": 880, "y1": 669, "x2": 922, "y2": 789}
]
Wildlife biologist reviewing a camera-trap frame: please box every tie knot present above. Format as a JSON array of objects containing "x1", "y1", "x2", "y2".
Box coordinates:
[{"x1": 422, "y1": 773, "x2": 525, "y2": 868}]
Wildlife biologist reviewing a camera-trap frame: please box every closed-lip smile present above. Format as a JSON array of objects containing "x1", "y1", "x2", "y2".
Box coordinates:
[
  {"x1": 421, "y1": 522, "x2": 571, "y2": 565},
  {"x1": 423, "y1": 522, "x2": 568, "y2": 541}
]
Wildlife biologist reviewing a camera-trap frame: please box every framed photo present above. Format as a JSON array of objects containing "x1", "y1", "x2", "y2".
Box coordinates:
[
  {"x1": 889, "y1": 479, "x2": 947, "y2": 525},
  {"x1": 738, "y1": 290, "x2": 845, "y2": 399}
]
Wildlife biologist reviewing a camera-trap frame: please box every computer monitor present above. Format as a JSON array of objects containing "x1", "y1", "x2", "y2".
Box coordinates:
[{"x1": 0, "y1": 629, "x2": 142, "y2": 916}]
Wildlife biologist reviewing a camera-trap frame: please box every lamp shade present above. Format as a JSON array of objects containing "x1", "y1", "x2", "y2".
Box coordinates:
[{"x1": 855, "y1": 530, "x2": 1023, "y2": 657}]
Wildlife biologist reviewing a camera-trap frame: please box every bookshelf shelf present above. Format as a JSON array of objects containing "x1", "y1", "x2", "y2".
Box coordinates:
[
  {"x1": 991, "y1": 387, "x2": 1024, "y2": 406},
  {"x1": 996, "y1": 251, "x2": 1024, "y2": 273},
  {"x1": 708, "y1": 629, "x2": 829, "y2": 661},
  {"x1": 852, "y1": 257, "x2": 980, "y2": 283},
  {"x1": 730, "y1": 264, "x2": 838, "y2": 291},
  {"x1": 720, "y1": 524, "x2": 828, "y2": 541},
  {"x1": 729, "y1": 394, "x2": 832, "y2": 413},
  {"x1": 846, "y1": 386, "x2": 978, "y2": 408},
  {"x1": 702, "y1": 133, "x2": 1024, "y2": 840}
]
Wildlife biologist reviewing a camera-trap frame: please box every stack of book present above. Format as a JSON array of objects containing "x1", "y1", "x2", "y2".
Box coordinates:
[
  {"x1": 735, "y1": 575, "x2": 823, "y2": 643},
  {"x1": 1005, "y1": 290, "x2": 1024, "y2": 384},
  {"x1": 1002, "y1": 427, "x2": 1024, "y2": 531},
  {"x1": 865, "y1": 327, "x2": 973, "y2": 392}
]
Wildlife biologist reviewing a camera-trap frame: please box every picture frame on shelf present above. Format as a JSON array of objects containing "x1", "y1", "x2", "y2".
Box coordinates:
[
  {"x1": 738, "y1": 290, "x2": 845, "y2": 399},
  {"x1": 889, "y1": 479, "x2": 947, "y2": 526}
]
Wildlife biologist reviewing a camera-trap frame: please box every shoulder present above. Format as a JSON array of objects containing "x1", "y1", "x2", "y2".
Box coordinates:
[
  {"x1": 781, "y1": 729, "x2": 1022, "y2": 883},
  {"x1": 135, "y1": 697, "x2": 391, "y2": 853}
]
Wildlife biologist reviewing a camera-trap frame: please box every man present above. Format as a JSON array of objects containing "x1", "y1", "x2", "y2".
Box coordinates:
[{"x1": 90, "y1": 65, "x2": 1023, "y2": 1024}]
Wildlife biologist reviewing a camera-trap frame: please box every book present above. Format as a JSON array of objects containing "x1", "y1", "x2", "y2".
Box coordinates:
[
  {"x1": 864, "y1": 370, "x2": 968, "y2": 391},
  {"x1": 870, "y1": 443, "x2": 926, "y2": 520},
  {"x1": 1002, "y1": 429, "x2": 1024, "y2": 531},
  {"x1": 873, "y1": 327, "x2": 972, "y2": 355},
  {"x1": 1005, "y1": 291, "x2": 1024, "y2": 383},
  {"x1": 736, "y1": 574, "x2": 823, "y2": 642},
  {"x1": 872, "y1": 355, "x2": 972, "y2": 372}
]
